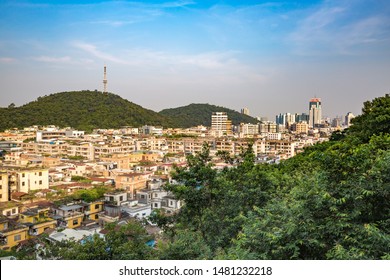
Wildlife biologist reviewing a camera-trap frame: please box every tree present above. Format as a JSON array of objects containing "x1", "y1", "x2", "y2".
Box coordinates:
[
  {"x1": 41, "y1": 220, "x2": 156, "y2": 260},
  {"x1": 347, "y1": 94, "x2": 390, "y2": 143}
]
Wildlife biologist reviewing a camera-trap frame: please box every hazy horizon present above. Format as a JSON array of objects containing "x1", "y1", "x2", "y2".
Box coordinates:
[{"x1": 1, "y1": 0, "x2": 389, "y2": 120}]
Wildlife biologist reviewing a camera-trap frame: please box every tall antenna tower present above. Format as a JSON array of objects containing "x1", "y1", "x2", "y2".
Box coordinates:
[{"x1": 103, "y1": 64, "x2": 108, "y2": 94}]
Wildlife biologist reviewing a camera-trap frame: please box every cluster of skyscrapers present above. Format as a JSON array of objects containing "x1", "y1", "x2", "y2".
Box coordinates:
[{"x1": 276, "y1": 97, "x2": 354, "y2": 130}]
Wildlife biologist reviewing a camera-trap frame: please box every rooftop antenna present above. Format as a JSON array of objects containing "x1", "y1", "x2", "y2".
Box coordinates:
[{"x1": 103, "y1": 64, "x2": 108, "y2": 94}]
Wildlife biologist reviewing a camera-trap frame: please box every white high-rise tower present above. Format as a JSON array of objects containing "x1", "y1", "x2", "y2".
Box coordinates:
[{"x1": 309, "y1": 97, "x2": 322, "y2": 128}]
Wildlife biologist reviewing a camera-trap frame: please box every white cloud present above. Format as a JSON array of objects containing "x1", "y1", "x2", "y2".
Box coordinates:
[
  {"x1": 72, "y1": 42, "x2": 127, "y2": 64},
  {"x1": 33, "y1": 56, "x2": 72, "y2": 63},
  {"x1": 288, "y1": 1, "x2": 390, "y2": 56},
  {"x1": 0, "y1": 57, "x2": 17, "y2": 63}
]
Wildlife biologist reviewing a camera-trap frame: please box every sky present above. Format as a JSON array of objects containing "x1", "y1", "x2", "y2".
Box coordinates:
[{"x1": 0, "y1": 0, "x2": 389, "y2": 120}]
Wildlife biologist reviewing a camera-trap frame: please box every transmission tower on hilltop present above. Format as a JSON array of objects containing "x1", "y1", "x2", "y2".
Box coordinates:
[{"x1": 103, "y1": 65, "x2": 108, "y2": 94}]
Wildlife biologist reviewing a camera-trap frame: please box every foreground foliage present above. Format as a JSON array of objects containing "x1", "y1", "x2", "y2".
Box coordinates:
[{"x1": 159, "y1": 94, "x2": 390, "y2": 260}]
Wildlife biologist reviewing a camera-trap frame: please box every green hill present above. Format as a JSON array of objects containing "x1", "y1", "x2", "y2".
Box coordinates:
[
  {"x1": 0, "y1": 91, "x2": 177, "y2": 132},
  {"x1": 159, "y1": 103, "x2": 259, "y2": 128}
]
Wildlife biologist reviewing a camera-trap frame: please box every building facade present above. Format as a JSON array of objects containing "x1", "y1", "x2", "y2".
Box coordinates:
[{"x1": 309, "y1": 98, "x2": 322, "y2": 128}]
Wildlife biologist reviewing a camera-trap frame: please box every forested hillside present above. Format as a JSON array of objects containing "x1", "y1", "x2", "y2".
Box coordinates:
[
  {"x1": 159, "y1": 103, "x2": 259, "y2": 127},
  {"x1": 0, "y1": 91, "x2": 177, "y2": 131}
]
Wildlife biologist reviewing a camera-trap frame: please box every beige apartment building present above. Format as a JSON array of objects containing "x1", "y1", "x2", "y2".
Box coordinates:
[
  {"x1": 291, "y1": 122, "x2": 309, "y2": 134},
  {"x1": 22, "y1": 142, "x2": 68, "y2": 156},
  {"x1": 14, "y1": 169, "x2": 49, "y2": 193},
  {"x1": 0, "y1": 172, "x2": 9, "y2": 202},
  {"x1": 114, "y1": 172, "x2": 152, "y2": 199}
]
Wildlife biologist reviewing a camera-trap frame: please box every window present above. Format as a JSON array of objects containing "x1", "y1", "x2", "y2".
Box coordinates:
[
  {"x1": 0, "y1": 176, "x2": 2, "y2": 180},
  {"x1": 0, "y1": 185, "x2": 2, "y2": 189},
  {"x1": 22, "y1": 182, "x2": 25, "y2": 186},
  {"x1": 39, "y1": 180, "x2": 42, "y2": 185},
  {"x1": 14, "y1": 235, "x2": 21, "y2": 241},
  {"x1": 22, "y1": 173, "x2": 25, "y2": 178},
  {"x1": 6, "y1": 211, "x2": 11, "y2": 216},
  {"x1": 154, "y1": 203, "x2": 158, "y2": 208},
  {"x1": 119, "y1": 196, "x2": 123, "y2": 202},
  {"x1": 12, "y1": 209, "x2": 16, "y2": 214},
  {"x1": 0, "y1": 194, "x2": 2, "y2": 199},
  {"x1": 39, "y1": 172, "x2": 42, "y2": 176},
  {"x1": 141, "y1": 195, "x2": 145, "y2": 199},
  {"x1": 170, "y1": 201, "x2": 174, "y2": 206},
  {"x1": 95, "y1": 204, "x2": 99, "y2": 209},
  {"x1": 95, "y1": 214, "x2": 99, "y2": 219},
  {"x1": 72, "y1": 219, "x2": 78, "y2": 226}
]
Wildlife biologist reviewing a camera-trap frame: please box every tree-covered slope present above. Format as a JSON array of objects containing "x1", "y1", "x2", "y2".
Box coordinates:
[
  {"x1": 159, "y1": 103, "x2": 259, "y2": 128},
  {"x1": 0, "y1": 91, "x2": 177, "y2": 131}
]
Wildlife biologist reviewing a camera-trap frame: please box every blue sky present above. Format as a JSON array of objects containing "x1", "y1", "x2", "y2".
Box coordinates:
[{"x1": 1, "y1": 0, "x2": 389, "y2": 119}]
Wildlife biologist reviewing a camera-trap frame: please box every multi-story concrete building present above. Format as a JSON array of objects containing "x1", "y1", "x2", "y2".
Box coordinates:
[
  {"x1": 309, "y1": 98, "x2": 322, "y2": 128},
  {"x1": 239, "y1": 123, "x2": 259, "y2": 138},
  {"x1": 258, "y1": 140, "x2": 296, "y2": 158},
  {"x1": 114, "y1": 172, "x2": 152, "y2": 199},
  {"x1": 241, "y1": 108, "x2": 250, "y2": 115},
  {"x1": 345, "y1": 112, "x2": 355, "y2": 127},
  {"x1": 259, "y1": 121, "x2": 278, "y2": 133},
  {"x1": 211, "y1": 112, "x2": 232, "y2": 136},
  {"x1": 22, "y1": 141, "x2": 68, "y2": 156},
  {"x1": 291, "y1": 121, "x2": 309, "y2": 134},
  {"x1": 13, "y1": 169, "x2": 49, "y2": 194},
  {"x1": 0, "y1": 172, "x2": 9, "y2": 202},
  {"x1": 0, "y1": 215, "x2": 29, "y2": 250}
]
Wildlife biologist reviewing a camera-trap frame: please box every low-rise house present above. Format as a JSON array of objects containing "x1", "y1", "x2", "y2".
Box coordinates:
[
  {"x1": 121, "y1": 203, "x2": 152, "y2": 219},
  {"x1": 104, "y1": 190, "x2": 128, "y2": 206},
  {"x1": 0, "y1": 215, "x2": 29, "y2": 250},
  {"x1": 88, "y1": 177, "x2": 113, "y2": 186},
  {"x1": 161, "y1": 195, "x2": 182, "y2": 214},
  {"x1": 11, "y1": 192, "x2": 30, "y2": 202},
  {"x1": 48, "y1": 228, "x2": 96, "y2": 243},
  {"x1": 81, "y1": 201, "x2": 104, "y2": 221},
  {"x1": 99, "y1": 204, "x2": 122, "y2": 225},
  {"x1": 18, "y1": 206, "x2": 56, "y2": 236},
  {"x1": 0, "y1": 201, "x2": 21, "y2": 218},
  {"x1": 51, "y1": 204, "x2": 84, "y2": 229}
]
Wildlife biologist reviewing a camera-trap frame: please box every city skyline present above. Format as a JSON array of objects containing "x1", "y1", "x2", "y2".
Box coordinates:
[{"x1": 1, "y1": 0, "x2": 389, "y2": 119}]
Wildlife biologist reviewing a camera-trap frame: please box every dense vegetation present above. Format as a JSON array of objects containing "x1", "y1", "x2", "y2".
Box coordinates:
[
  {"x1": 11, "y1": 94, "x2": 390, "y2": 260},
  {"x1": 156, "y1": 94, "x2": 390, "y2": 260},
  {"x1": 159, "y1": 103, "x2": 259, "y2": 128},
  {"x1": 0, "y1": 91, "x2": 177, "y2": 132}
]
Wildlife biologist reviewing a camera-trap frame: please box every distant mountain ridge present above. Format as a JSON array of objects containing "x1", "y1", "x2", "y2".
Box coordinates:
[
  {"x1": 0, "y1": 91, "x2": 177, "y2": 132},
  {"x1": 0, "y1": 91, "x2": 260, "y2": 132},
  {"x1": 159, "y1": 103, "x2": 259, "y2": 128}
]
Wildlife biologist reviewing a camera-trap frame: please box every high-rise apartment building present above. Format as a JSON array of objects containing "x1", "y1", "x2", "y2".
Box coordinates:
[
  {"x1": 276, "y1": 113, "x2": 296, "y2": 128},
  {"x1": 211, "y1": 112, "x2": 232, "y2": 136},
  {"x1": 345, "y1": 112, "x2": 355, "y2": 127},
  {"x1": 309, "y1": 98, "x2": 322, "y2": 128},
  {"x1": 241, "y1": 108, "x2": 250, "y2": 115}
]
